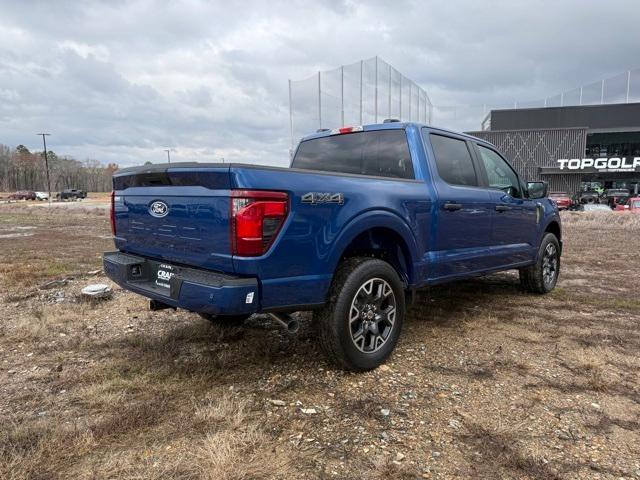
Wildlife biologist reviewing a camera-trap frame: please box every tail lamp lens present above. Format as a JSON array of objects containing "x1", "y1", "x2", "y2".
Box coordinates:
[{"x1": 231, "y1": 190, "x2": 289, "y2": 256}]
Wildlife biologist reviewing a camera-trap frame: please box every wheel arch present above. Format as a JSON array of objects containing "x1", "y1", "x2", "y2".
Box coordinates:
[
  {"x1": 544, "y1": 220, "x2": 561, "y2": 243},
  {"x1": 328, "y1": 210, "x2": 419, "y2": 288}
]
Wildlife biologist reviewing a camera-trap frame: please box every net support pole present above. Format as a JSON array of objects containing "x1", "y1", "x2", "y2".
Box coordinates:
[
  {"x1": 387, "y1": 63, "x2": 391, "y2": 119},
  {"x1": 359, "y1": 60, "x2": 363, "y2": 124},
  {"x1": 288, "y1": 79, "x2": 293, "y2": 156},
  {"x1": 424, "y1": 93, "x2": 427, "y2": 123},
  {"x1": 408, "y1": 82, "x2": 411, "y2": 121},
  {"x1": 626, "y1": 70, "x2": 631, "y2": 103},
  {"x1": 600, "y1": 79, "x2": 604, "y2": 104},
  {"x1": 318, "y1": 71, "x2": 322, "y2": 129},
  {"x1": 579, "y1": 86, "x2": 583, "y2": 105},
  {"x1": 399, "y1": 76, "x2": 402, "y2": 121},
  {"x1": 340, "y1": 65, "x2": 344, "y2": 127},
  {"x1": 374, "y1": 56, "x2": 378, "y2": 123}
]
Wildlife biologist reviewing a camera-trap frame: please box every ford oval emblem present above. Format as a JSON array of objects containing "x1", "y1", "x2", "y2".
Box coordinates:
[{"x1": 149, "y1": 200, "x2": 169, "y2": 218}]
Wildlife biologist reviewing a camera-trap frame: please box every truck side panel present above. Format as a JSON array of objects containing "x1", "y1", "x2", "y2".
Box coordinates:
[{"x1": 229, "y1": 166, "x2": 434, "y2": 310}]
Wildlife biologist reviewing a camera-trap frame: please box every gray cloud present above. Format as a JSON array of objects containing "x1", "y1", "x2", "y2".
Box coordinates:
[{"x1": 0, "y1": 0, "x2": 638, "y2": 167}]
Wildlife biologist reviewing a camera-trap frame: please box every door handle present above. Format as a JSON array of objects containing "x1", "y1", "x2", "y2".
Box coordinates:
[
  {"x1": 495, "y1": 204, "x2": 512, "y2": 212},
  {"x1": 443, "y1": 202, "x2": 463, "y2": 211}
]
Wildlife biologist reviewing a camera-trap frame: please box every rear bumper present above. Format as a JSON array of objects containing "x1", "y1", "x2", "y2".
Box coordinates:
[{"x1": 103, "y1": 251, "x2": 259, "y2": 315}]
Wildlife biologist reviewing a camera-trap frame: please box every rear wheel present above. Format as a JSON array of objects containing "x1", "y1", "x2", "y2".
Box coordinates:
[
  {"x1": 519, "y1": 233, "x2": 560, "y2": 294},
  {"x1": 198, "y1": 313, "x2": 251, "y2": 327},
  {"x1": 315, "y1": 257, "x2": 405, "y2": 371}
]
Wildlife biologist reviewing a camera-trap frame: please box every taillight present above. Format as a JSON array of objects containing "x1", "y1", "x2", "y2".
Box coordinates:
[
  {"x1": 231, "y1": 190, "x2": 289, "y2": 256},
  {"x1": 330, "y1": 125, "x2": 363, "y2": 135},
  {"x1": 110, "y1": 191, "x2": 116, "y2": 236}
]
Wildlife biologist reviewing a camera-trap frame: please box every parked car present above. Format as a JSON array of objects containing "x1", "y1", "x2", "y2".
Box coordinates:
[
  {"x1": 577, "y1": 189, "x2": 601, "y2": 204},
  {"x1": 577, "y1": 204, "x2": 613, "y2": 213},
  {"x1": 104, "y1": 122, "x2": 562, "y2": 371},
  {"x1": 603, "y1": 188, "x2": 630, "y2": 208},
  {"x1": 603, "y1": 188, "x2": 631, "y2": 208},
  {"x1": 549, "y1": 191, "x2": 572, "y2": 210},
  {"x1": 56, "y1": 189, "x2": 87, "y2": 201},
  {"x1": 8, "y1": 190, "x2": 36, "y2": 200},
  {"x1": 615, "y1": 196, "x2": 640, "y2": 213},
  {"x1": 35, "y1": 191, "x2": 49, "y2": 201}
]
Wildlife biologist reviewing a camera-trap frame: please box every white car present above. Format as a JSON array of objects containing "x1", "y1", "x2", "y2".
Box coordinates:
[{"x1": 35, "y1": 191, "x2": 49, "y2": 201}]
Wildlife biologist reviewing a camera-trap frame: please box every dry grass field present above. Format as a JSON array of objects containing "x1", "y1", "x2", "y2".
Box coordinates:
[{"x1": 0, "y1": 203, "x2": 638, "y2": 479}]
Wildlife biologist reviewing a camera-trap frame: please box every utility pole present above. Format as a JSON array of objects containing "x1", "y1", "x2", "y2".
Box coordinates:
[
  {"x1": 164, "y1": 149, "x2": 171, "y2": 163},
  {"x1": 37, "y1": 133, "x2": 52, "y2": 206}
]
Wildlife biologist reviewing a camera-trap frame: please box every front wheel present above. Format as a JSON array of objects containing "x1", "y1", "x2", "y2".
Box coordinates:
[
  {"x1": 315, "y1": 257, "x2": 405, "y2": 371},
  {"x1": 519, "y1": 233, "x2": 561, "y2": 294}
]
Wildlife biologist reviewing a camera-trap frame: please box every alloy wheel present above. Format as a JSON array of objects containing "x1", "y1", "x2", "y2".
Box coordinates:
[{"x1": 349, "y1": 277, "x2": 396, "y2": 353}]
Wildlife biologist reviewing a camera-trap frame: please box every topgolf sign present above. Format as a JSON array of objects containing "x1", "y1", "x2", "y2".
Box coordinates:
[{"x1": 557, "y1": 157, "x2": 640, "y2": 172}]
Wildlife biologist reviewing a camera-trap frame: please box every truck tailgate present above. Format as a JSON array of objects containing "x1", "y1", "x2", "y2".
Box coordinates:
[{"x1": 112, "y1": 165, "x2": 234, "y2": 272}]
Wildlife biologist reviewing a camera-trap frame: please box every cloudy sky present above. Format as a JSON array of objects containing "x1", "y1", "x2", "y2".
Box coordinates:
[{"x1": 1, "y1": 0, "x2": 639, "y2": 167}]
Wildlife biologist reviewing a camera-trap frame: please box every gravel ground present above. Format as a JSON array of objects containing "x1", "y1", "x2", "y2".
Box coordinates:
[{"x1": 0, "y1": 206, "x2": 638, "y2": 479}]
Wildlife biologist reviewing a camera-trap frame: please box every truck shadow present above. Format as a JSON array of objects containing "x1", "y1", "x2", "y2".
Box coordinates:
[{"x1": 93, "y1": 274, "x2": 525, "y2": 384}]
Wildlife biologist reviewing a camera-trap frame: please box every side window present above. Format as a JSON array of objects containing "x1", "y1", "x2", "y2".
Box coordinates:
[
  {"x1": 476, "y1": 145, "x2": 521, "y2": 198},
  {"x1": 427, "y1": 133, "x2": 478, "y2": 187}
]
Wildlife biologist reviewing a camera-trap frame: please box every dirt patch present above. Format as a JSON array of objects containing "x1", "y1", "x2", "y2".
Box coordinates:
[{"x1": 0, "y1": 208, "x2": 639, "y2": 479}]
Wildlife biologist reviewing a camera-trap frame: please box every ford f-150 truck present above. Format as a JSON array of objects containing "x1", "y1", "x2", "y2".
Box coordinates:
[{"x1": 104, "y1": 122, "x2": 562, "y2": 371}]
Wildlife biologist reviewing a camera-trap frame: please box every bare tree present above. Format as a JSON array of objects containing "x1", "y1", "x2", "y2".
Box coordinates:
[{"x1": 0, "y1": 144, "x2": 119, "y2": 192}]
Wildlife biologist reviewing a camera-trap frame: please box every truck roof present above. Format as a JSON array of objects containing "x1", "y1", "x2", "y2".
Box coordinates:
[{"x1": 299, "y1": 121, "x2": 494, "y2": 147}]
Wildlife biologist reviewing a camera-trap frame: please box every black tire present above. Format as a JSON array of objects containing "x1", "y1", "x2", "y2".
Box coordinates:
[
  {"x1": 315, "y1": 257, "x2": 405, "y2": 371},
  {"x1": 198, "y1": 313, "x2": 251, "y2": 327},
  {"x1": 519, "y1": 233, "x2": 561, "y2": 294}
]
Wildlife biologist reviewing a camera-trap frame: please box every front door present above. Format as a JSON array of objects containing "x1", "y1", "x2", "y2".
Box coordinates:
[{"x1": 474, "y1": 143, "x2": 538, "y2": 266}]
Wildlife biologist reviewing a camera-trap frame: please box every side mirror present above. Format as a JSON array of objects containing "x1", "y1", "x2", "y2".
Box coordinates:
[{"x1": 527, "y1": 181, "x2": 548, "y2": 199}]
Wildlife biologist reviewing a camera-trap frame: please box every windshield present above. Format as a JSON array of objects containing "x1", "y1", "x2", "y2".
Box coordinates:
[{"x1": 633, "y1": 201, "x2": 640, "y2": 208}]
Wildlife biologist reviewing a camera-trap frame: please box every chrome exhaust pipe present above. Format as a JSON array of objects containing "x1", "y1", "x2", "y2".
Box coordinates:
[{"x1": 268, "y1": 313, "x2": 299, "y2": 334}]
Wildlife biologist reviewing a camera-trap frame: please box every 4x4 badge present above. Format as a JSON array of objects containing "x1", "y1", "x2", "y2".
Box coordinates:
[{"x1": 302, "y1": 192, "x2": 344, "y2": 205}]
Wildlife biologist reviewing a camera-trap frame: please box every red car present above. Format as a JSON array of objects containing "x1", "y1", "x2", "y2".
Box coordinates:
[
  {"x1": 549, "y1": 191, "x2": 572, "y2": 210},
  {"x1": 8, "y1": 190, "x2": 37, "y2": 200},
  {"x1": 615, "y1": 197, "x2": 640, "y2": 213}
]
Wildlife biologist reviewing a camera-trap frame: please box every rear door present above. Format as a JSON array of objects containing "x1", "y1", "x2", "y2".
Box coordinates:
[
  {"x1": 472, "y1": 143, "x2": 538, "y2": 265},
  {"x1": 422, "y1": 130, "x2": 494, "y2": 279},
  {"x1": 112, "y1": 165, "x2": 234, "y2": 272}
]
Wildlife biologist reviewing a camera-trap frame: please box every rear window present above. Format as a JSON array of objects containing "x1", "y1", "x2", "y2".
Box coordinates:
[
  {"x1": 427, "y1": 133, "x2": 478, "y2": 187},
  {"x1": 113, "y1": 170, "x2": 230, "y2": 190},
  {"x1": 292, "y1": 130, "x2": 414, "y2": 179}
]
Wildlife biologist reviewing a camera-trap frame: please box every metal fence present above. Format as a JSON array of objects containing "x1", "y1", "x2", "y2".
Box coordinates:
[
  {"x1": 289, "y1": 57, "x2": 432, "y2": 153},
  {"x1": 427, "y1": 67, "x2": 640, "y2": 133},
  {"x1": 472, "y1": 68, "x2": 640, "y2": 131}
]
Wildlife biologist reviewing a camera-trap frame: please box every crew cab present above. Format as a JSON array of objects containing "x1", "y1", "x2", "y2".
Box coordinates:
[
  {"x1": 57, "y1": 189, "x2": 87, "y2": 201},
  {"x1": 104, "y1": 122, "x2": 562, "y2": 371}
]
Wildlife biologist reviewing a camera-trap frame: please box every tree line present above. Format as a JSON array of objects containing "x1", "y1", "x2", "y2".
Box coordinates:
[{"x1": 0, "y1": 144, "x2": 119, "y2": 192}]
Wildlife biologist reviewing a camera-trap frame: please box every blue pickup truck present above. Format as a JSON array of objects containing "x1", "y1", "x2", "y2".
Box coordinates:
[{"x1": 104, "y1": 121, "x2": 561, "y2": 371}]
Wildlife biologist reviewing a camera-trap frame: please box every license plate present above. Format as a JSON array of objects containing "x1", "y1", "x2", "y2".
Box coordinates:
[{"x1": 155, "y1": 263, "x2": 175, "y2": 289}]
